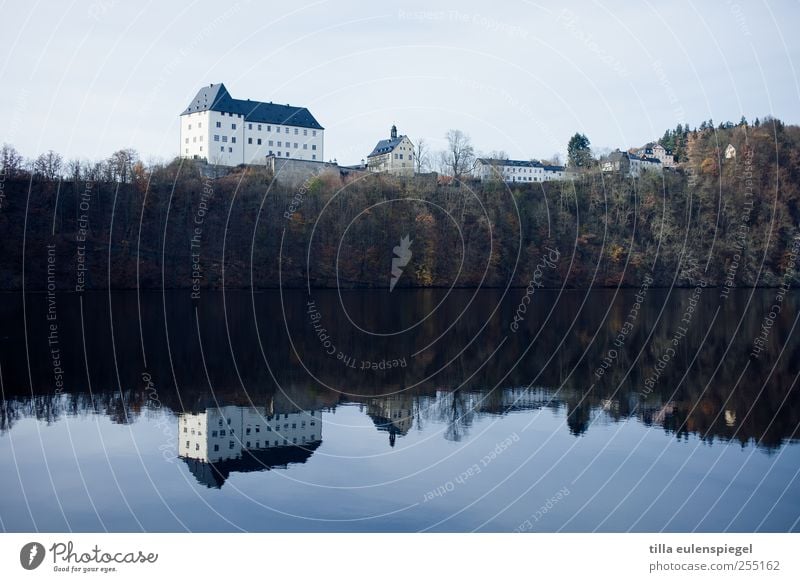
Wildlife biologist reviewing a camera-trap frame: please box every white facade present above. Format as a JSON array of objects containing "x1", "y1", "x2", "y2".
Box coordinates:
[
  {"x1": 473, "y1": 158, "x2": 567, "y2": 183},
  {"x1": 725, "y1": 143, "x2": 737, "y2": 159},
  {"x1": 367, "y1": 126, "x2": 415, "y2": 176},
  {"x1": 179, "y1": 405, "x2": 322, "y2": 464},
  {"x1": 637, "y1": 143, "x2": 676, "y2": 168},
  {"x1": 180, "y1": 83, "x2": 324, "y2": 167}
]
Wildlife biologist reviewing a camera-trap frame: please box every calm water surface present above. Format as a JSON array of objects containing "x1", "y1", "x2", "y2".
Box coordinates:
[{"x1": 0, "y1": 289, "x2": 798, "y2": 532}]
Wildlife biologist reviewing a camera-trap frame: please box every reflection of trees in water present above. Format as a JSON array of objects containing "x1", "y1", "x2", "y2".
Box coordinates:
[
  {"x1": 419, "y1": 390, "x2": 477, "y2": 442},
  {"x1": 0, "y1": 391, "x2": 151, "y2": 434}
]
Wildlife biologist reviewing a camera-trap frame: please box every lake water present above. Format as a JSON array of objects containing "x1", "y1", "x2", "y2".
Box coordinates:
[{"x1": 1, "y1": 288, "x2": 799, "y2": 532}]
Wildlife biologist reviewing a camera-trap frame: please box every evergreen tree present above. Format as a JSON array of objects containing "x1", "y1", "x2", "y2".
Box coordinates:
[{"x1": 567, "y1": 133, "x2": 593, "y2": 168}]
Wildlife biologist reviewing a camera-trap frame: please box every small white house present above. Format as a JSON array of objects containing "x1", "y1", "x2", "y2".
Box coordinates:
[
  {"x1": 367, "y1": 125, "x2": 415, "y2": 176},
  {"x1": 180, "y1": 83, "x2": 324, "y2": 166},
  {"x1": 725, "y1": 144, "x2": 737, "y2": 159}
]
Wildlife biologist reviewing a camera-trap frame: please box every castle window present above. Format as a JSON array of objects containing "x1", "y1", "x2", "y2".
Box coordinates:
[
  {"x1": 198, "y1": 122, "x2": 202, "y2": 128},
  {"x1": 228, "y1": 147, "x2": 232, "y2": 152},
  {"x1": 185, "y1": 138, "x2": 189, "y2": 144},
  {"x1": 269, "y1": 140, "x2": 273, "y2": 146},
  {"x1": 220, "y1": 146, "x2": 224, "y2": 152},
  {"x1": 248, "y1": 123, "x2": 252, "y2": 130},
  {"x1": 195, "y1": 443, "x2": 199, "y2": 451},
  {"x1": 212, "y1": 431, "x2": 217, "y2": 437},
  {"x1": 188, "y1": 124, "x2": 191, "y2": 130},
  {"x1": 231, "y1": 137, "x2": 236, "y2": 143},
  {"x1": 303, "y1": 144, "x2": 307, "y2": 150},
  {"x1": 231, "y1": 123, "x2": 236, "y2": 130},
  {"x1": 312, "y1": 145, "x2": 317, "y2": 150},
  {"x1": 294, "y1": 143, "x2": 298, "y2": 149},
  {"x1": 229, "y1": 441, "x2": 234, "y2": 449},
  {"x1": 294, "y1": 128, "x2": 298, "y2": 135},
  {"x1": 257, "y1": 138, "x2": 262, "y2": 145},
  {"x1": 257, "y1": 124, "x2": 262, "y2": 131},
  {"x1": 312, "y1": 130, "x2": 317, "y2": 136},
  {"x1": 248, "y1": 138, "x2": 253, "y2": 144},
  {"x1": 246, "y1": 428, "x2": 251, "y2": 435},
  {"x1": 199, "y1": 146, "x2": 202, "y2": 152},
  {"x1": 285, "y1": 152, "x2": 290, "y2": 157},
  {"x1": 216, "y1": 121, "x2": 221, "y2": 128},
  {"x1": 267, "y1": 125, "x2": 271, "y2": 132},
  {"x1": 312, "y1": 155, "x2": 316, "y2": 160},
  {"x1": 303, "y1": 129, "x2": 307, "y2": 136},
  {"x1": 277, "y1": 141, "x2": 282, "y2": 147},
  {"x1": 285, "y1": 127, "x2": 289, "y2": 134},
  {"x1": 222, "y1": 136, "x2": 227, "y2": 143},
  {"x1": 214, "y1": 444, "x2": 219, "y2": 451}
]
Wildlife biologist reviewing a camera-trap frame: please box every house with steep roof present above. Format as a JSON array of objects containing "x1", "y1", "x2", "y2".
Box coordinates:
[
  {"x1": 636, "y1": 142, "x2": 676, "y2": 168},
  {"x1": 473, "y1": 158, "x2": 567, "y2": 183},
  {"x1": 366, "y1": 125, "x2": 415, "y2": 176},
  {"x1": 601, "y1": 150, "x2": 662, "y2": 178},
  {"x1": 180, "y1": 83, "x2": 324, "y2": 166}
]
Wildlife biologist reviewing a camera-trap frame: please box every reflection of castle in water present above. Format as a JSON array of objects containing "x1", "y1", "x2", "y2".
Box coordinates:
[
  {"x1": 179, "y1": 404, "x2": 322, "y2": 488},
  {"x1": 366, "y1": 394, "x2": 414, "y2": 447}
]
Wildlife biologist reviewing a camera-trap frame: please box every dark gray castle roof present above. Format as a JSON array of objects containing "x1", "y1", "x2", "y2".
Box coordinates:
[
  {"x1": 368, "y1": 136, "x2": 407, "y2": 158},
  {"x1": 181, "y1": 83, "x2": 324, "y2": 130}
]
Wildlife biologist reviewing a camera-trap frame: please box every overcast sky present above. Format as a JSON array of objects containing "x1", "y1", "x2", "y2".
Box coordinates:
[{"x1": 1, "y1": 0, "x2": 798, "y2": 165}]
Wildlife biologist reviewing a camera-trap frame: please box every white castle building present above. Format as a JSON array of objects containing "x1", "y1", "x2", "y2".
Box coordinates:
[
  {"x1": 180, "y1": 83, "x2": 324, "y2": 167},
  {"x1": 473, "y1": 158, "x2": 567, "y2": 183},
  {"x1": 366, "y1": 125, "x2": 415, "y2": 176}
]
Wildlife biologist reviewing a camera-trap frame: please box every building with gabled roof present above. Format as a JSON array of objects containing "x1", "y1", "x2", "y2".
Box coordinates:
[
  {"x1": 180, "y1": 83, "x2": 324, "y2": 166},
  {"x1": 473, "y1": 158, "x2": 567, "y2": 183},
  {"x1": 636, "y1": 142, "x2": 676, "y2": 168},
  {"x1": 601, "y1": 150, "x2": 662, "y2": 178},
  {"x1": 366, "y1": 125, "x2": 415, "y2": 176}
]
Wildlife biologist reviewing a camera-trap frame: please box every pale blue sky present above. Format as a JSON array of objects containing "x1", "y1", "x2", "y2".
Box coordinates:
[{"x1": 1, "y1": 0, "x2": 798, "y2": 165}]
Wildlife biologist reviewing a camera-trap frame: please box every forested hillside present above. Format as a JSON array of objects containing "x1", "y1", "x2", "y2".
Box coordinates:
[{"x1": 1, "y1": 120, "x2": 798, "y2": 290}]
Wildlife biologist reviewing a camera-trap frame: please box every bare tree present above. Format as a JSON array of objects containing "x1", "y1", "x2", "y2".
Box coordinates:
[
  {"x1": 0, "y1": 144, "x2": 25, "y2": 178},
  {"x1": 443, "y1": 129, "x2": 475, "y2": 181},
  {"x1": 414, "y1": 138, "x2": 430, "y2": 173},
  {"x1": 67, "y1": 159, "x2": 83, "y2": 182},
  {"x1": 108, "y1": 148, "x2": 139, "y2": 183},
  {"x1": 34, "y1": 150, "x2": 63, "y2": 181}
]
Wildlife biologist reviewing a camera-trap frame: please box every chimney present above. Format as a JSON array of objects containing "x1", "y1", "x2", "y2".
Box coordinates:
[{"x1": 390, "y1": 124, "x2": 397, "y2": 139}]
